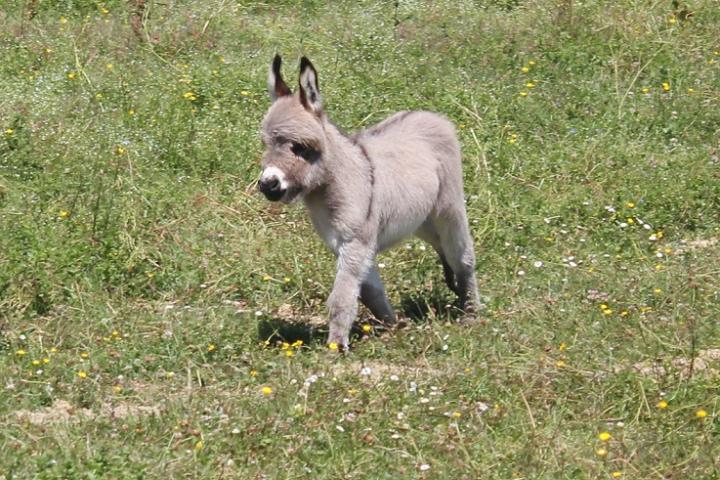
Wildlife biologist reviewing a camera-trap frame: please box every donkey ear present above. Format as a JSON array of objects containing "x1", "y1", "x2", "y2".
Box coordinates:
[
  {"x1": 268, "y1": 54, "x2": 292, "y2": 102},
  {"x1": 298, "y1": 57, "x2": 322, "y2": 113}
]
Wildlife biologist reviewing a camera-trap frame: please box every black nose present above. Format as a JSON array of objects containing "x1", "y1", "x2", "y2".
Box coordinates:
[
  {"x1": 258, "y1": 176, "x2": 284, "y2": 201},
  {"x1": 259, "y1": 176, "x2": 279, "y2": 192}
]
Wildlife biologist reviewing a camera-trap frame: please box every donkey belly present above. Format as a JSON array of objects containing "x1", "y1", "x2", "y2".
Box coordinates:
[
  {"x1": 377, "y1": 216, "x2": 427, "y2": 252},
  {"x1": 375, "y1": 177, "x2": 439, "y2": 252}
]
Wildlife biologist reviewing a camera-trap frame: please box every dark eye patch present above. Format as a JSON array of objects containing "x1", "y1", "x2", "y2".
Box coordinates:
[{"x1": 291, "y1": 141, "x2": 320, "y2": 163}]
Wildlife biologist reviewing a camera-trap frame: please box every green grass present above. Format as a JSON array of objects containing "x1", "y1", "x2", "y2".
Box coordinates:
[{"x1": 1, "y1": 0, "x2": 720, "y2": 478}]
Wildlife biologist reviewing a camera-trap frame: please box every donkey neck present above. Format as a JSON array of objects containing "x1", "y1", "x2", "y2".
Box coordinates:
[{"x1": 303, "y1": 119, "x2": 375, "y2": 249}]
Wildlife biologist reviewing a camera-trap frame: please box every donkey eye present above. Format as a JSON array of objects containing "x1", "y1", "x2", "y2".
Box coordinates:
[{"x1": 291, "y1": 142, "x2": 319, "y2": 162}]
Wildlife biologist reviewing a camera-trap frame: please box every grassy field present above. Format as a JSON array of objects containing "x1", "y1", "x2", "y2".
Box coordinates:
[{"x1": 1, "y1": 0, "x2": 719, "y2": 478}]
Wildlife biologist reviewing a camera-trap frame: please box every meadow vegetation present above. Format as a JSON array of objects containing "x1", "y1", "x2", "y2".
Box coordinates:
[{"x1": 1, "y1": 0, "x2": 719, "y2": 478}]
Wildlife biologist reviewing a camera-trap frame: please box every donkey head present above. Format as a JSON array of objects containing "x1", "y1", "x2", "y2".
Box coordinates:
[{"x1": 258, "y1": 55, "x2": 327, "y2": 203}]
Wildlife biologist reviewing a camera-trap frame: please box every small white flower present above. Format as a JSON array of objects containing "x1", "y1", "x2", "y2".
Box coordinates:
[
  {"x1": 418, "y1": 244, "x2": 426, "y2": 251},
  {"x1": 359, "y1": 367, "x2": 372, "y2": 376},
  {"x1": 533, "y1": 260, "x2": 543, "y2": 268},
  {"x1": 377, "y1": 263, "x2": 386, "y2": 269},
  {"x1": 389, "y1": 374, "x2": 399, "y2": 381},
  {"x1": 517, "y1": 270, "x2": 526, "y2": 276},
  {"x1": 419, "y1": 464, "x2": 431, "y2": 471},
  {"x1": 419, "y1": 397, "x2": 430, "y2": 404},
  {"x1": 254, "y1": 310, "x2": 263, "y2": 317},
  {"x1": 336, "y1": 425, "x2": 345, "y2": 432}
]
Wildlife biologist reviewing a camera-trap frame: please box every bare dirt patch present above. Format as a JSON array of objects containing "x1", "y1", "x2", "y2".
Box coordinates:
[
  {"x1": 625, "y1": 349, "x2": 720, "y2": 380},
  {"x1": 13, "y1": 399, "x2": 162, "y2": 426}
]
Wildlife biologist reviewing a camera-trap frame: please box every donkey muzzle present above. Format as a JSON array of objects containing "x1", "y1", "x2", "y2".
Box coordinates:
[{"x1": 258, "y1": 175, "x2": 286, "y2": 202}]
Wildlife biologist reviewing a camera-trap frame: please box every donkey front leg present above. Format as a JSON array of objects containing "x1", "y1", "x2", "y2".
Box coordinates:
[
  {"x1": 327, "y1": 241, "x2": 374, "y2": 349},
  {"x1": 360, "y1": 266, "x2": 396, "y2": 325}
]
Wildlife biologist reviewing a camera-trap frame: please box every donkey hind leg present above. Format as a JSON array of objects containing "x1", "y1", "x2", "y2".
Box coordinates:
[
  {"x1": 416, "y1": 221, "x2": 459, "y2": 296},
  {"x1": 434, "y1": 213, "x2": 480, "y2": 315},
  {"x1": 360, "y1": 266, "x2": 396, "y2": 325}
]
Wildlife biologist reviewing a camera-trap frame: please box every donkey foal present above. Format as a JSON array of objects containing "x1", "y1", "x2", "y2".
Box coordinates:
[{"x1": 258, "y1": 55, "x2": 480, "y2": 349}]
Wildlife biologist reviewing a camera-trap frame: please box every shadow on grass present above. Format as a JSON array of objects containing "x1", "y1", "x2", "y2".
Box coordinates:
[
  {"x1": 257, "y1": 317, "x2": 326, "y2": 345},
  {"x1": 400, "y1": 288, "x2": 463, "y2": 324},
  {"x1": 257, "y1": 287, "x2": 461, "y2": 345}
]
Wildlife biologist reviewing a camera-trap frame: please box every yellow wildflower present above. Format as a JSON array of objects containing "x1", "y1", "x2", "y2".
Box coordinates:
[
  {"x1": 77, "y1": 370, "x2": 88, "y2": 379},
  {"x1": 521, "y1": 66, "x2": 529, "y2": 73},
  {"x1": 261, "y1": 386, "x2": 273, "y2": 396},
  {"x1": 362, "y1": 324, "x2": 372, "y2": 333},
  {"x1": 16, "y1": 349, "x2": 27, "y2": 356},
  {"x1": 194, "y1": 440, "x2": 204, "y2": 450},
  {"x1": 328, "y1": 342, "x2": 339, "y2": 351},
  {"x1": 598, "y1": 432, "x2": 611, "y2": 441},
  {"x1": 207, "y1": 343, "x2": 216, "y2": 352},
  {"x1": 611, "y1": 472, "x2": 622, "y2": 478},
  {"x1": 67, "y1": 71, "x2": 76, "y2": 80},
  {"x1": 5, "y1": 128, "x2": 13, "y2": 136},
  {"x1": 696, "y1": 409, "x2": 708, "y2": 419},
  {"x1": 285, "y1": 350, "x2": 294, "y2": 357},
  {"x1": 662, "y1": 82, "x2": 670, "y2": 92},
  {"x1": 657, "y1": 400, "x2": 668, "y2": 409},
  {"x1": 596, "y1": 448, "x2": 607, "y2": 457}
]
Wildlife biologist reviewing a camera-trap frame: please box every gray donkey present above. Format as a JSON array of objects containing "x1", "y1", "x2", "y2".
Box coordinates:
[{"x1": 258, "y1": 55, "x2": 480, "y2": 348}]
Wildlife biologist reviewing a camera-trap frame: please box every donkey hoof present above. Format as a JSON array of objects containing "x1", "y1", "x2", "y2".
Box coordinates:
[{"x1": 327, "y1": 332, "x2": 350, "y2": 352}]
